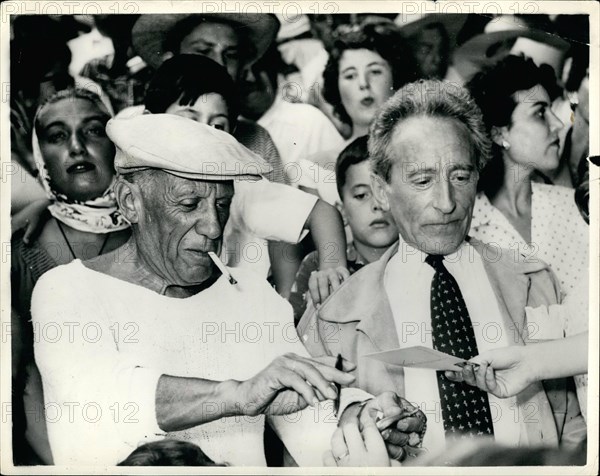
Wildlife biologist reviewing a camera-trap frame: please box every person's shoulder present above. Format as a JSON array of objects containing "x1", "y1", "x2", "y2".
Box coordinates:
[
  {"x1": 468, "y1": 237, "x2": 552, "y2": 276},
  {"x1": 533, "y1": 183, "x2": 586, "y2": 226},
  {"x1": 533, "y1": 182, "x2": 574, "y2": 201},
  {"x1": 35, "y1": 260, "x2": 88, "y2": 288}
]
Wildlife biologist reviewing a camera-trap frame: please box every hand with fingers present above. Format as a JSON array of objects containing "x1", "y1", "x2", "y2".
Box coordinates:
[
  {"x1": 340, "y1": 391, "x2": 427, "y2": 462},
  {"x1": 323, "y1": 415, "x2": 395, "y2": 467},
  {"x1": 234, "y1": 353, "x2": 356, "y2": 417},
  {"x1": 11, "y1": 198, "x2": 51, "y2": 245},
  {"x1": 308, "y1": 266, "x2": 351, "y2": 306},
  {"x1": 444, "y1": 345, "x2": 533, "y2": 398}
]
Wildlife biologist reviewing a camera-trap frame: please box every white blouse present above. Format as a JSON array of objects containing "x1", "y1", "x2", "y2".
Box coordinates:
[{"x1": 470, "y1": 182, "x2": 589, "y2": 420}]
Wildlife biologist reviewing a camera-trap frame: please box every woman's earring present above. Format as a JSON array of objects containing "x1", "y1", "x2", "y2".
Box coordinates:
[{"x1": 502, "y1": 140, "x2": 511, "y2": 150}]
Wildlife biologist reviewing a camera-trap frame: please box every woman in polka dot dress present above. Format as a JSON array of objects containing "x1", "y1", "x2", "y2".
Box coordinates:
[{"x1": 466, "y1": 55, "x2": 589, "y2": 420}]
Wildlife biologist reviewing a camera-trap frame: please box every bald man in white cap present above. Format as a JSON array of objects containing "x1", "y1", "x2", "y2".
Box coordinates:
[{"x1": 31, "y1": 114, "x2": 423, "y2": 467}]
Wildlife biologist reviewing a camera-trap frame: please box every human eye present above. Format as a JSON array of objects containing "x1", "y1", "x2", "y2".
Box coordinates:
[
  {"x1": 211, "y1": 120, "x2": 229, "y2": 132},
  {"x1": 353, "y1": 189, "x2": 370, "y2": 201},
  {"x1": 412, "y1": 175, "x2": 433, "y2": 189},
  {"x1": 179, "y1": 198, "x2": 198, "y2": 211},
  {"x1": 450, "y1": 170, "x2": 473, "y2": 184},
  {"x1": 45, "y1": 128, "x2": 67, "y2": 144},
  {"x1": 216, "y1": 198, "x2": 231, "y2": 212},
  {"x1": 341, "y1": 71, "x2": 356, "y2": 81},
  {"x1": 84, "y1": 122, "x2": 106, "y2": 137},
  {"x1": 536, "y1": 106, "x2": 547, "y2": 119},
  {"x1": 225, "y1": 49, "x2": 240, "y2": 60}
]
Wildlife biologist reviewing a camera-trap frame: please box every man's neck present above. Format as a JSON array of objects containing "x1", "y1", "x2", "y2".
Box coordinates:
[{"x1": 85, "y1": 237, "x2": 217, "y2": 298}]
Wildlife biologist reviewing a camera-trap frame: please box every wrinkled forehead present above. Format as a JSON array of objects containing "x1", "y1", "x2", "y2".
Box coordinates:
[
  {"x1": 155, "y1": 171, "x2": 235, "y2": 197},
  {"x1": 389, "y1": 116, "x2": 476, "y2": 169}
]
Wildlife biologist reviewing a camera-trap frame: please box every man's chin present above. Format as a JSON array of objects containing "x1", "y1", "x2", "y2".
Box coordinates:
[{"x1": 414, "y1": 234, "x2": 466, "y2": 256}]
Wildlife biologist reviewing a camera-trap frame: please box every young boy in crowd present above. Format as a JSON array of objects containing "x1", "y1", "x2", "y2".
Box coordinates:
[{"x1": 289, "y1": 136, "x2": 399, "y2": 323}]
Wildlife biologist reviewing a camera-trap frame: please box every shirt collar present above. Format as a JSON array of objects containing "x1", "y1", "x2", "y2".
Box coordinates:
[{"x1": 391, "y1": 233, "x2": 469, "y2": 270}]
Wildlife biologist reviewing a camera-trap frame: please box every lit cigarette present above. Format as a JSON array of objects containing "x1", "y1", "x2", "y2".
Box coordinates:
[{"x1": 208, "y1": 252, "x2": 237, "y2": 285}]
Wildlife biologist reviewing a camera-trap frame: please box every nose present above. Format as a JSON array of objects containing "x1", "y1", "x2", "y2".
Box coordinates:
[
  {"x1": 432, "y1": 179, "x2": 456, "y2": 215},
  {"x1": 548, "y1": 109, "x2": 564, "y2": 134},
  {"x1": 195, "y1": 201, "x2": 223, "y2": 241},
  {"x1": 371, "y1": 196, "x2": 382, "y2": 212},
  {"x1": 358, "y1": 71, "x2": 370, "y2": 90},
  {"x1": 69, "y1": 133, "x2": 86, "y2": 156}
]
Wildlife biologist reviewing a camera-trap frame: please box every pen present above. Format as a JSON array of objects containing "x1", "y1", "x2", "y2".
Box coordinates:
[
  {"x1": 208, "y1": 252, "x2": 237, "y2": 285},
  {"x1": 334, "y1": 353, "x2": 343, "y2": 417}
]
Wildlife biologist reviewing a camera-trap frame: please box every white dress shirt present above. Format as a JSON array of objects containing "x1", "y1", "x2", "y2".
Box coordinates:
[{"x1": 384, "y1": 237, "x2": 525, "y2": 454}]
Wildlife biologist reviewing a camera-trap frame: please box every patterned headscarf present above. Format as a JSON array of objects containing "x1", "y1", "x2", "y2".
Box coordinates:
[{"x1": 32, "y1": 88, "x2": 129, "y2": 234}]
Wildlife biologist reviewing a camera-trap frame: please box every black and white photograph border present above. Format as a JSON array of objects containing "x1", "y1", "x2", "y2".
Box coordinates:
[{"x1": 0, "y1": 1, "x2": 598, "y2": 474}]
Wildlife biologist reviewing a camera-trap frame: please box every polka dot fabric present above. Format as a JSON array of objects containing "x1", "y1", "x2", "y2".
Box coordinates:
[
  {"x1": 470, "y1": 183, "x2": 589, "y2": 296},
  {"x1": 470, "y1": 183, "x2": 590, "y2": 420}
]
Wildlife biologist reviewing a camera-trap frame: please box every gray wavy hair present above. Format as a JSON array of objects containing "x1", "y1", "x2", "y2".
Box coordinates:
[{"x1": 368, "y1": 79, "x2": 492, "y2": 182}]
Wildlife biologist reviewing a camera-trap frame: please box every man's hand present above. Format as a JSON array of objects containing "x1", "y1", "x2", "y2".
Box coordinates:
[
  {"x1": 323, "y1": 415, "x2": 394, "y2": 467},
  {"x1": 308, "y1": 266, "x2": 350, "y2": 305},
  {"x1": 235, "y1": 353, "x2": 356, "y2": 416},
  {"x1": 445, "y1": 346, "x2": 533, "y2": 398},
  {"x1": 340, "y1": 392, "x2": 427, "y2": 461}
]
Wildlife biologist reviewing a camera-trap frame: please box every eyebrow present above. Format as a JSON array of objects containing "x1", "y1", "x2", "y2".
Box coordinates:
[
  {"x1": 405, "y1": 163, "x2": 474, "y2": 178},
  {"x1": 530, "y1": 101, "x2": 549, "y2": 108},
  {"x1": 405, "y1": 166, "x2": 437, "y2": 178},
  {"x1": 187, "y1": 38, "x2": 238, "y2": 49},
  {"x1": 350, "y1": 183, "x2": 370, "y2": 190},
  {"x1": 43, "y1": 115, "x2": 108, "y2": 130},
  {"x1": 340, "y1": 61, "x2": 386, "y2": 75}
]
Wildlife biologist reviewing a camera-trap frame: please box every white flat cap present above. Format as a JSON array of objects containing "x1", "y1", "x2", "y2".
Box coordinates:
[{"x1": 106, "y1": 114, "x2": 272, "y2": 181}]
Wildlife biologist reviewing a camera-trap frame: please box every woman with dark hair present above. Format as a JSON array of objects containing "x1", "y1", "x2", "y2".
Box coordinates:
[
  {"x1": 322, "y1": 19, "x2": 418, "y2": 141},
  {"x1": 300, "y1": 19, "x2": 418, "y2": 206},
  {"x1": 12, "y1": 88, "x2": 131, "y2": 464},
  {"x1": 466, "y1": 55, "x2": 589, "y2": 419},
  {"x1": 467, "y1": 55, "x2": 587, "y2": 295}
]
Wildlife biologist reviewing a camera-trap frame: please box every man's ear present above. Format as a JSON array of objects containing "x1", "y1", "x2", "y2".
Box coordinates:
[
  {"x1": 490, "y1": 125, "x2": 508, "y2": 148},
  {"x1": 371, "y1": 174, "x2": 391, "y2": 212},
  {"x1": 114, "y1": 178, "x2": 140, "y2": 224}
]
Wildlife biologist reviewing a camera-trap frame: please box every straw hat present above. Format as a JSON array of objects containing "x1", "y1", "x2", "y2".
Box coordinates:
[
  {"x1": 452, "y1": 15, "x2": 570, "y2": 83},
  {"x1": 395, "y1": 13, "x2": 468, "y2": 47},
  {"x1": 132, "y1": 14, "x2": 279, "y2": 70}
]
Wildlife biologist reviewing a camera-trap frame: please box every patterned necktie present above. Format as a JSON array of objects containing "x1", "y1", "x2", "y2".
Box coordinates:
[{"x1": 425, "y1": 254, "x2": 495, "y2": 441}]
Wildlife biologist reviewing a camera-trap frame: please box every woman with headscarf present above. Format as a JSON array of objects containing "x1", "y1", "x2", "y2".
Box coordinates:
[{"x1": 11, "y1": 88, "x2": 130, "y2": 464}]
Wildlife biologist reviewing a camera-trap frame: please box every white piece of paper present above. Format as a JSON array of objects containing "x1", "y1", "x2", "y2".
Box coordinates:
[{"x1": 364, "y1": 346, "x2": 468, "y2": 371}]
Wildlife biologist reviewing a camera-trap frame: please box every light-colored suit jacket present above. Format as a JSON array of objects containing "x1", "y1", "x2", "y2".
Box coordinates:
[{"x1": 298, "y1": 238, "x2": 586, "y2": 448}]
